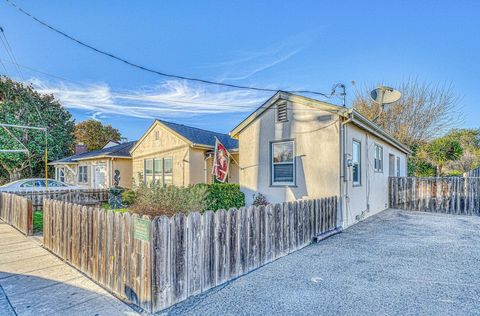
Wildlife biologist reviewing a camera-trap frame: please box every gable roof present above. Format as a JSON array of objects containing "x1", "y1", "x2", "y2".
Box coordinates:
[
  {"x1": 229, "y1": 91, "x2": 347, "y2": 137},
  {"x1": 131, "y1": 119, "x2": 238, "y2": 153},
  {"x1": 159, "y1": 120, "x2": 238, "y2": 150},
  {"x1": 229, "y1": 91, "x2": 411, "y2": 155},
  {"x1": 50, "y1": 141, "x2": 137, "y2": 164}
]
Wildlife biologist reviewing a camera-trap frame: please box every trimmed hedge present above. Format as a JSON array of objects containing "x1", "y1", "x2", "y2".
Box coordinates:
[{"x1": 201, "y1": 183, "x2": 245, "y2": 211}]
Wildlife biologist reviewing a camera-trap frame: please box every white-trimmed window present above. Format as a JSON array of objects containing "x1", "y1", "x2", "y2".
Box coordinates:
[
  {"x1": 271, "y1": 140, "x2": 295, "y2": 186},
  {"x1": 352, "y1": 140, "x2": 361, "y2": 186},
  {"x1": 145, "y1": 157, "x2": 173, "y2": 185},
  {"x1": 374, "y1": 144, "x2": 383, "y2": 172},
  {"x1": 396, "y1": 156, "x2": 401, "y2": 177},
  {"x1": 56, "y1": 167, "x2": 65, "y2": 183},
  {"x1": 78, "y1": 166, "x2": 88, "y2": 184}
]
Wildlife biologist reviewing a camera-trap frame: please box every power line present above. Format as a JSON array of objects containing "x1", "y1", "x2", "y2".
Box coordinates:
[
  {"x1": 0, "y1": 27, "x2": 46, "y2": 126},
  {"x1": 0, "y1": 58, "x2": 349, "y2": 115},
  {"x1": 4, "y1": 0, "x2": 334, "y2": 98}
]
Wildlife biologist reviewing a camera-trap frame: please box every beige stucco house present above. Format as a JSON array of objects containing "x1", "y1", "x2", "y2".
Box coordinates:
[
  {"x1": 50, "y1": 141, "x2": 135, "y2": 189},
  {"x1": 230, "y1": 91, "x2": 410, "y2": 228},
  {"x1": 130, "y1": 119, "x2": 239, "y2": 186}
]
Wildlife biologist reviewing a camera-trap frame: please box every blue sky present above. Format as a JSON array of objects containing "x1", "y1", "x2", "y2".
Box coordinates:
[{"x1": 0, "y1": 0, "x2": 479, "y2": 141}]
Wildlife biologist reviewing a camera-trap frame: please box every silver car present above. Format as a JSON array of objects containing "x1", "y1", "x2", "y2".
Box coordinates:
[{"x1": 0, "y1": 178, "x2": 81, "y2": 192}]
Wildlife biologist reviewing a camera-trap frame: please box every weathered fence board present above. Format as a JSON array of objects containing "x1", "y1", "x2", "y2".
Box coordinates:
[
  {"x1": 150, "y1": 196, "x2": 338, "y2": 313},
  {"x1": 390, "y1": 177, "x2": 480, "y2": 215},
  {"x1": 43, "y1": 199, "x2": 152, "y2": 312},
  {"x1": 43, "y1": 196, "x2": 338, "y2": 314},
  {"x1": 0, "y1": 193, "x2": 33, "y2": 235},
  {"x1": 5, "y1": 189, "x2": 109, "y2": 210}
]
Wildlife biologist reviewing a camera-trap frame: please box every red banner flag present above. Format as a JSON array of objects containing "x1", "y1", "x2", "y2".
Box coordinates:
[{"x1": 212, "y1": 137, "x2": 230, "y2": 183}]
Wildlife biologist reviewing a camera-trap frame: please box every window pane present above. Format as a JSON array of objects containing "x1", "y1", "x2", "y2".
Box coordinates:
[
  {"x1": 273, "y1": 164, "x2": 294, "y2": 183},
  {"x1": 352, "y1": 142, "x2": 360, "y2": 164},
  {"x1": 164, "y1": 158, "x2": 173, "y2": 174},
  {"x1": 164, "y1": 175, "x2": 173, "y2": 185},
  {"x1": 154, "y1": 159, "x2": 163, "y2": 175},
  {"x1": 145, "y1": 159, "x2": 153, "y2": 174},
  {"x1": 352, "y1": 141, "x2": 361, "y2": 184},
  {"x1": 273, "y1": 142, "x2": 293, "y2": 163}
]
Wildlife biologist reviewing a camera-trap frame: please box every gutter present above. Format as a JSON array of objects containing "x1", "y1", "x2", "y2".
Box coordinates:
[{"x1": 348, "y1": 110, "x2": 411, "y2": 155}]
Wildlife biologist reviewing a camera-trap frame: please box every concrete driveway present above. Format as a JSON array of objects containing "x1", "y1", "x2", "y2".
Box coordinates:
[{"x1": 166, "y1": 209, "x2": 480, "y2": 316}]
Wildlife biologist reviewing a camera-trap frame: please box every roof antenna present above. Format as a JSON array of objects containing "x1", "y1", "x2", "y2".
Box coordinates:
[{"x1": 331, "y1": 83, "x2": 346, "y2": 107}]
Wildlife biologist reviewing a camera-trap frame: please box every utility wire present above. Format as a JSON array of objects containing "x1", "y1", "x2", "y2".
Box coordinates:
[
  {"x1": 0, "y1": 58, "x2": 349, "y2": 115},
  {"x1": 4, "y1": 0, "x2": 334, "y2": 98},
  {"x1": 0, "y1": 27, "x2": 46, "y2": 126}
]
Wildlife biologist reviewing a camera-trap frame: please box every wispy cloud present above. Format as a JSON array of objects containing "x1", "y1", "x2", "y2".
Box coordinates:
[
  {"x1": 220, "y1": 48, "x2": 302, "y2": 81},
  {"x1": 28, "y1": 78, "x2": 269, "y2": 120}
]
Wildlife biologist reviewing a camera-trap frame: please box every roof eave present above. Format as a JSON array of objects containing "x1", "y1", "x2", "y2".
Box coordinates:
[{"x1": 350, "y1": 110, "x2": 411, "y2": 155}]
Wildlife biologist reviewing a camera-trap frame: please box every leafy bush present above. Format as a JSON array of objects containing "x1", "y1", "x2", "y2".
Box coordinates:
[
  {"x1": 252, "y1": 193, "x2": 269, "y2": 206},
  {"x1": 131, "y1": 183, "x2": 208, "y2": 217},
  {"x1": 201, "y1": 183, "x2": 245, "y2": 211},
  {"x1": 129, "y1": 182, "x2": 245, "y2": 216},
  {"x1": 121, "y1": 189, "x2": 137, "y2": 206},
  {"x1": 446, "y1": 169, "x2": 464, "y2": 177}
]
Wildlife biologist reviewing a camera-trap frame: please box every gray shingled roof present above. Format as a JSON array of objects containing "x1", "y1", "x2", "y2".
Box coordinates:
[
  {"x1": 158, "y1": 120, "x2": 238, "y2": 150},
  {"x1": 52, "y1": 141, "x2": 136, "y2": 164}
]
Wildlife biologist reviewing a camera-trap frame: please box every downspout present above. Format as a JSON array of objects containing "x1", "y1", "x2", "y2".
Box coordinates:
[
  {"x1": 110, "y1": 158, "x2": 114, "y2": 188},
  {"x1": 340, "y1": 114, "x2": 352, "y2": 228},
  {"x1": 204, "y1": 152, "x2": 213, "y2": 183}
]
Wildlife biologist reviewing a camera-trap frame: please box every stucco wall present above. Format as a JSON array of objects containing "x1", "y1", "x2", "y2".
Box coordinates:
[
  {"x1": 112, "y1": 158, "x2": 133, "y2": 188},
  {"x1": 237, "y1": 99, "x2": 341, "y2": 205},
  {"x1": 344, "y1": 124, "x2": 407, "y2": 227}
]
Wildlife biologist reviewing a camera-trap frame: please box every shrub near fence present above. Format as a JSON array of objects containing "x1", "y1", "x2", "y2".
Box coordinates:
[
  {"x1": 42, "y1": 196, "x2": 338, "y2": 313},
  {"x1": 0, "y1": 192, "x2": 33, "y2": 235},
  {"x1": 389, "y1": 177, "x2": 480, "y2": 215},
  {"x1": 8, "y1": 188, "x2": 109, "y2": 210}
]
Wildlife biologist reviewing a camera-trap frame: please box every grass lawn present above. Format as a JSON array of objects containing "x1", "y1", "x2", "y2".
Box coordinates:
[
  {"x1": 33, "y1": 211, "x2": 43, "y2": 233},
  {"x1": 100, "y1": 203, "x2": 130, "y2": 213}
]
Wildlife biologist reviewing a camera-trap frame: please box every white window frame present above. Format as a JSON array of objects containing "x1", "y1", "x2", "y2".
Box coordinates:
[
  {"x1": 271, "y1": 140, "x2": 295, "y2": 186},
  {"x1": 396, "y1": 156, "x2": 401, "y2": 177},
  {"x1": 56, "y1": 167, "x2": 66, "y2": 183},
  {"x1": 374, "y1": 144, "x2": 383, "y2": 172},
  {"x1": 352, "y1": 140, "x2": 361, "y2": 186},
  {"x1": 145, "y1": 157, "x2": 173, "y2": 185},
  {"x1": 78, "y1": 165, "x2": 88, "y2": 184}
]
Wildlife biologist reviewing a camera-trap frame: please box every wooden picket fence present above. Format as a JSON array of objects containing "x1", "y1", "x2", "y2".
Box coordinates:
[
  {"x1": 42, "y1": 196, "x2": 338, "y2": 313},
  {"x1": 389, "y1": 177, "x2": 480, "y2": 215},
  {"x1": 0, "y1": 192, "x2": 33, "y2": 235},
  {"x1": 465, "y1": 167, "x2": 480, "y2": 177},
  {"x1": 6, "y1": 188, "x2": 109, "y2": 210},
  {"x1": 43, "y1": 200, "x2": 152, "y2": 311}
]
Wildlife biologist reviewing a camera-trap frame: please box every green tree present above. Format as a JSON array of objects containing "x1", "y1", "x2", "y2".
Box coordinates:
[
  {"x1": 74, "y1": 119, "x2": 121, "y2": 151},
  {"x1": 0, "y1": 77, "x2": 75, "y2": 181},
  {"x1": 426, "y1": 137, "x2": 463, "y2": 175},
  {"x1": 407, "y1": 145, "x2": 436, "y2": 176},
  {"x1": 444, "y1": 128, "x2": 480, "y2": 173}
]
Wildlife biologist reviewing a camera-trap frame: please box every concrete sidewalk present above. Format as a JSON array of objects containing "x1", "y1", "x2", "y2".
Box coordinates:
[{"x1": 0, "y1": 220, "x2": 140, "y2": 316}]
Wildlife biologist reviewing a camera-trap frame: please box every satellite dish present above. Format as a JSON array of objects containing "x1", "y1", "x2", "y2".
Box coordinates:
[
  {"x1": 370, "y1": 86, "x2": 401, "y2": 105},
  {"x1": 369, "y1": 86, "x2": 401, "y2": 122}
]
